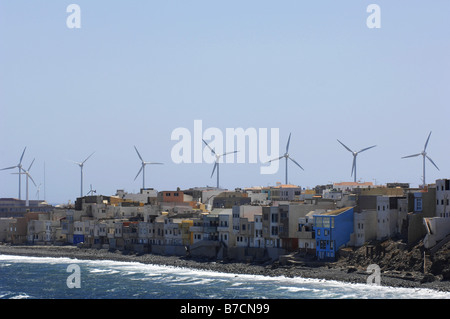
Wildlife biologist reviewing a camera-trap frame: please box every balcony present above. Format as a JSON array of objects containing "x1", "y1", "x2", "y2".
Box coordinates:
[
  {"x1": 189, "y1": 226, "x2": 203, "y2": 232},
  {"x1": 297, "y1": 231, "x2": 315, "y2": 239}
]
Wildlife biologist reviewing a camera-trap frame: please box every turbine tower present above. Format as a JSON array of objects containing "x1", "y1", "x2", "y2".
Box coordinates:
[
  {"x1": 72, "y1": 152, "x2": 95, "y2": 198},
  {"x1": 202, "y1": 139, "x2": 238, "y2": 189},
  {"x1": 12, "y1": 158, "x2": 36, "y2": 206},
  {"x1": 401, "y1": 131, "x2": 439, "y2": 189},
  {"x1": 134, "y1": 146, "x2": 163, "y2": 190},
  {"x1": 1, "y1": 147, "x2": 27, "y2": 200},
  {"x1": 337, "y1": 139, "x2": 376, "y2": 183},
  {"x1": 266, "y1": 133, "x2": 304, "y2": 185}
]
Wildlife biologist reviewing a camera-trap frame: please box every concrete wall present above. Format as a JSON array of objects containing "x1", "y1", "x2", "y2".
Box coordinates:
[
  {"x1": 353, "y1": 210, "x2": 377, "y2": 247},
  {"x1": 423, "y1": 217, "x2": 450, "y2": 248},
  {"x1": 151, "y1": 244, "x2": 186, "y2": 256}
]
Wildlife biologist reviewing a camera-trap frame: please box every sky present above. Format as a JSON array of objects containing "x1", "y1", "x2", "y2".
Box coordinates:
[{"x1": 0, "y1": 1, "x2": 449, "y2": 204}]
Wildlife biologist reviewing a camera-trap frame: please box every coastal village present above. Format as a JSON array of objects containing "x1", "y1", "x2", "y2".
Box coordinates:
[{"x1": 1, "y1": 179, "x2": 450, "y2": 274}]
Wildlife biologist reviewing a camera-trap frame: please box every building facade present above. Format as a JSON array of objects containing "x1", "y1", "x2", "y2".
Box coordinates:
[{"x1": 314, "y1": 207, "x2": 354, "y2": 261}]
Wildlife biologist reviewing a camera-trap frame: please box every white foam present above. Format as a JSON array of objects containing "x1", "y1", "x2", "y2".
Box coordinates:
[{"x1": 2, "y1": 254, "x2": 450, "y2": 299}]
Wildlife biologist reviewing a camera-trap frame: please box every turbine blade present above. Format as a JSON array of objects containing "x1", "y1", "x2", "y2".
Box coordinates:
[
  {"x1": 146, "y1": 162, "x2": 164, "y2": 165},
  {"x1": 266, "y1": 156, "x2": 284, "y2": 164},
  {"x1": 337, "y1": 139, "x2": 353, "y2": 153},
  {"x1": 286, "y1": 133, "x2": 292, "y2": 154},
  {"x1": 288, "y1": 157, "x2": 304, "y2": 170},
  {"x1": 134, "y1": 146, "x2": 144, "y2": 162},
  {"x1": 82, "y1": 152, "x2": 95, "y2": 164},
  {"x1": 211, "y1": 162, "x2": 217, "y2": 178},
  {"x1": 27, "y1": 173, "x2": 37, "y2": 187},
  {"x1": 358, "y1": 145, "x2": 376, "y2": 154},
  {"x1": 202, "y1": 139, "x2": 216, "y2": 155},
  {"x1": 19, "y1": 147, "x2": 27, "y2": 165},
  {"x1": 426, "y1": 155, "x2": 440, "y2": 171},
  {"x1": 0, "y1": 165, "x2": 18, "y2": 171},
  {"x1": 27, "y1": 158, "x2": 35, "y2": 172},
  {"x1": 134, "y1": 166, "x2": 143, "y2": 181},
  {"x1": 221, "y1": 150, "x2": 239, "y2": 157},
  {"x1": 424, "y1": 131, "x2": 432, "y2": 151},
  {"x1": 401, "y1": 153, "x2": 421, "y2": 159}
]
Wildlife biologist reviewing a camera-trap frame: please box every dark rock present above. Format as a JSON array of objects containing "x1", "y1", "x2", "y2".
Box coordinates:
[
  {"x1": 347, "y1": 267, "x2": 357, "y2": 273},
  {"x1": 420, "y1": 274, "x2": 436, "y2": 283},
  {"x1": 442, "y1": 269, "x2": 450, "y2": 281}
]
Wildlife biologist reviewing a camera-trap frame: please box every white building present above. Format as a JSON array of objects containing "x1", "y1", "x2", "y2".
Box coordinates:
[
  {"x1": 436, "y1": 179, "x2": 450, "y2": 218},
  {"x1": 352, "y1": 210, "x2": 377, "y2": 247},
  {"x1": 217, "y1": 209, "x2": 233, "y2": 248},
  {"x1": 376, "y1": 196, "x2": 405, "y2": 240},
  {"x1": 252, "y1": 213, "x2": 264, "y2": 248},
  {"x1": 333, "y1": 182, "x2": 373, "y2": 192},
  {"x1": 116, "y1": 188, "x2": 158, "y2": 204},
  {"x1": 297, "y1": 211, "x2": 316, "y2": 253}
]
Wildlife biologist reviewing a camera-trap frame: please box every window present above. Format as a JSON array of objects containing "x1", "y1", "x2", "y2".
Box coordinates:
[
  {"x1": 415, "y1": 198, "x2": 423, "y2": 212},
  {"x1": 271, "y1": 226, "x2": 278, "y2": 236},
  {"x1": 315, "y1": 217, "x2": 323, "y2": 228},
  {"x1": 317, "y1": 229, "x2": 321, "y2": 236},
  {"x1": 271, "y1": 214, "x2": 278, "y2": 223},
  {"x1": 320, "y1": 240, "x2": 326, "y2": 249}
]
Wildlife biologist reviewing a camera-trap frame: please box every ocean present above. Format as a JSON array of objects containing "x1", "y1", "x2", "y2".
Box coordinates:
[{"x1": 1, "y1": 254, "x2": 449, "y2": 300}]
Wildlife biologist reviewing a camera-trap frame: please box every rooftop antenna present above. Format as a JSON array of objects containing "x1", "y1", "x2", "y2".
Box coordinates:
[
  {"x1": 1, "y1": 147, "x2": 27, "y2": 200},
  {"x1": 266, "y1": 133, "x2": 304, "y2": 185},
  {"x1": 202, "y1": 139, "x2": 239, "y2": 189},
  {"x1": 134, "y1": 146, "x2": 163, "y2": 189},
  {"x1": 337, "y1": 139, "x2": 376, "y2": 183},
  {"x1": 402, "y1": 132, "x2": 440, "y2": 189},
  {"x1": 72, "y1": 152, "x2": 95, "y2": 198}
]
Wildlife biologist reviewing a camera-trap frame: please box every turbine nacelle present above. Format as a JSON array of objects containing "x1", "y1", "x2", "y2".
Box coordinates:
[
  {"x1": 401, "y1": 131, "x2": 439, "y2": 188},
  {"x1": 72, "y1": 152, "x2": 95, "y2": 198},
  {"x1": 202, "y1": 139, "x2": 238, "y2": 188},
  {"x1": 266, "y1": 133, "x2": 304, "y2": 185},
  {"x1": 337, "y1": 139, "x2": 376, "y2": 182},
  {"x1": 133, "y1": 146, "x2": 163, "y2": 189}
]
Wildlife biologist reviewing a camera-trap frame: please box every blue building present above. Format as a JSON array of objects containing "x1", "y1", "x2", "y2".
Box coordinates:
[
  {"x1": 73, "y1": 234, "x2": 84, "y2": 245},
  {"x1": 313, "y1": 207, "x2": 354, "y2": 261}
]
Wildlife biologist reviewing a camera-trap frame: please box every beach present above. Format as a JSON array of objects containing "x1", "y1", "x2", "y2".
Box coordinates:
[{"x1": 1, "y1": 244, "x2": 449, "y2": 293}]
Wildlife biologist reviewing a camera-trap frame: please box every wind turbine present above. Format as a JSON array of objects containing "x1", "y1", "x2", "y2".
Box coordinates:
[
  {"x1": 134, "y1": 146, "x2": 163, "y2": 190},
  {"x1": 266, "y1": 133, "x2": 304, "y2": 185},
  {"x1": 202, "y1": 139, "x2": 238, "y2": 189},
  {"x1": 36, "y1": 183, "x2": 42, "y2": 200},
  {"x1": 1, "y1": 147, "x2": 27, "y2": 199},
  {"x1": 72, "y1": 152, "x2": 95, "y2": 198},
  {"x1": 86, "y1": 184, "x2": 96, "y2": 196},
  {"x1": 401, "y1": 131, "x2": 439, "y2": 189},
  {"x1": 12, "y1": 158, "x2": 36, "y2": 206},
  {"x1": 337, "y1": 139, "x2": 376, "y2": 183}
]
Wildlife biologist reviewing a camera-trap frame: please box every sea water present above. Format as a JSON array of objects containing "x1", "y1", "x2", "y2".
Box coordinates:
[{"x1": 0, "y1": 254, "x2": 449, "y2": 299}]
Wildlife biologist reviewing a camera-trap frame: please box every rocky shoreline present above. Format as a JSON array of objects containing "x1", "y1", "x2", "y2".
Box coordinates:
[{"x1": 1, "y1": 244, "x2": 450, "y2": 294}]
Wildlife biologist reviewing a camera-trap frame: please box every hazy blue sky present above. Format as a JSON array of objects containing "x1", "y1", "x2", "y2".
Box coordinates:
[{"x1": 1, "y1": 1, "x2": 449, "y2": 204}]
